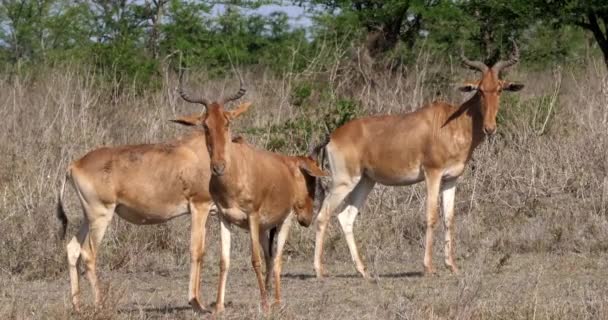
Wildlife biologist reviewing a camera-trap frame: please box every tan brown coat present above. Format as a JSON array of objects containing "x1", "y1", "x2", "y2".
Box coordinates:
[
  {"x1": 174, "y1": 96, "x2": 326, "y2": 313},
  {"x1": 57, "y1": 130, "x2": 214, "y2": 312},
  {"x1": 313, "y1": 43, "x2": 524, "y2": 278}
]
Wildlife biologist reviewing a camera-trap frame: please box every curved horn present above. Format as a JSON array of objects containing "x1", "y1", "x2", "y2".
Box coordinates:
[
  {"x1": 492, "y1": 40, "x2": 519, "y2": 73},
  {"x1": 222, "y1": 77, "x2": 246, "y2": 104},
  {"x1": 460, "y1": 48, "x2": 488, "y2": 73},
  {"x1": 178, "y1": 70, "x2": 209, "y2": 107}
]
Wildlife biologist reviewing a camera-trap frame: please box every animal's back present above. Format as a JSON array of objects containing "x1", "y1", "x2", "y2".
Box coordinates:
[
  {"x1": 327, "y1": 105, "x2": 444, "y2": 185},
  {"x1": 220, "y1": 143, "x2": 298, "y2": 227},
  {"x1": 70, "y1": 134, "x2": 211, "y2": 223}
]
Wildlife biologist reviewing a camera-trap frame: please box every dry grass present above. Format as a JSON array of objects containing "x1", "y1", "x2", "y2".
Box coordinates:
[{"x1": 0, "y1": 52, "x2": 607, "y2": 319}]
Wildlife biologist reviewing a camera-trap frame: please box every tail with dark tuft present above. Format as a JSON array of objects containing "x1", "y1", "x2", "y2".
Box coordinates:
[
  {"x1": 56, "y1": 170, "x2": 70, "y2": 240},
  {"x1": 310, "y1": 135, "x2": 331, "y2": 215}
]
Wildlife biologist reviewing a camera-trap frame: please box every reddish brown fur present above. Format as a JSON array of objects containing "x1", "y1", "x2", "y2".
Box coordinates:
[
  {"x1": 313, "y1": 46, "x2": 524, "y2": 278},
  {"x1": 57, "y1": 130, "x2": 215, "y2": 312},
  {"x1": 175, "y1": 97, "x2": 327, "y2": 313},
  {"x1": 205, "y1": 102, "x2": 327, "y2": 313}
]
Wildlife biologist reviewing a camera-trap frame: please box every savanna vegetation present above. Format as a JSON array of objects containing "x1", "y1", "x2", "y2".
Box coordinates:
[{"x1": 1, "y1": 1, "x2": 607, "y2": 319}]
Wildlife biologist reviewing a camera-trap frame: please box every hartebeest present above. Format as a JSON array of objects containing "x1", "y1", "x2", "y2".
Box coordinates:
[
  {"x1": 56, "y1": 88, "x2": 246, "y2": 312},
  {"x1": 175, "y1": 77, "x2": 328, "y2": 313},
  {"x1": 313, "y1": 43, "x2": 524, "y2": 278}
]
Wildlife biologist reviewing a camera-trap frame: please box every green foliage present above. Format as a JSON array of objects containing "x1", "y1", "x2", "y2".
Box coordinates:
[
  {"x1": 1, "y1": 0, "x2": 607, "y2": 86},
  {"x1": 244, "y1": 94, "x2": 361, "y2": 154},
  {"x1": 523, "y1": 25, "x2": 588, "y2": 69},
  {"x1": 0, "y1": 0, "x2": 312, "y2": 87},
  {"x1": 324, "y1": 98, "x2": 361, "y2": 132},
  {"x1": 291, "y1": 82, "x2": 313, "y2": 107},
  {"x1": 528, "y1": 1, "x2": 608, "y2": 67}
]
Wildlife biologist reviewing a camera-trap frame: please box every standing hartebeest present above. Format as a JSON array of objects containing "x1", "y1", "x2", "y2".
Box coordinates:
[
  {"x1": 56, "y1": 85, "x2": 246, "y2": 313},
  {"x1": 175, "y1": 77, "x2": 328, "y2": 313},
  {"x1": 312, "y1": 42, "x2": 525, "y2": 278}
]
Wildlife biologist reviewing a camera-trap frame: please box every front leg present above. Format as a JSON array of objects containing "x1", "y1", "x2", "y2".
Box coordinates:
[
  {"x1": 423, "y1": 171, "x2": 442, "y2": 275},
  {"x1": 188, "y1": 202, "x2": 210, "y2": 313},
  {"x1": 215, "y1": 216, "x2": 231, "y2": 313},
  {"x1": 272, "y1": 214, "x2": 292, "y2": 306},
  {"x1": 249, "y1": 214, "x2": 269, "y2": 313}
]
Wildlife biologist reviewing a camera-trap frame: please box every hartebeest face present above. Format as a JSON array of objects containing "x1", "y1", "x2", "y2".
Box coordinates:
[
  {"x1": 202, "y1": 102, "x2": 251, "y2": 176},
  {"x1": 458, "y1": 42, "x2": 525, "y2": 135},
  {"x1": 292, "y1": 156, "x2": 329, "y2": 227},
  {"x1": 201, "y1": 104, "x2": 328, "y2": 228},
  {"x1": 174, "y1": 72, "x2": 247, "y2": 175}
]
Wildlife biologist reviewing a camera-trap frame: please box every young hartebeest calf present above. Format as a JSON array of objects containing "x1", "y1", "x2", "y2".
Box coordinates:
[
  {"x1": 313, "y1": 42, "x2": 525, "y2": 278},
  {"x1": 56, "y1": 86, "x2": 246, "y2": 313},
  {"x1": 175, "y1": 78, "x2": 327, "y2": 313}
]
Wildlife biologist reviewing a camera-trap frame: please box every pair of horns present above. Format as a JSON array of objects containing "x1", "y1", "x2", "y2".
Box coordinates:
[
  {"x1": 460, "y1": 40, "x2": 520, "y2": 73},
  {"x1": 178, "y1": 70, "x2": 246, "y2": 108}
]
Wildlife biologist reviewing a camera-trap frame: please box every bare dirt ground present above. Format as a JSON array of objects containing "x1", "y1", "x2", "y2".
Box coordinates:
[{"x1": 2, "y1": 251, "x2": 607, "y2": 320}]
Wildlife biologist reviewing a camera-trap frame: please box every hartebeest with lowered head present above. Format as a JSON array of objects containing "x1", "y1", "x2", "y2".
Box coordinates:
[
  {"x1": 175, "y1": 76, "x2": 328, "y2": 313},
  {"x1": 313, "y1": 42, "x2": 524, "y2": 278},
  {"x1": 56, "y1": 86, "x2": 246, "y2": 313}
]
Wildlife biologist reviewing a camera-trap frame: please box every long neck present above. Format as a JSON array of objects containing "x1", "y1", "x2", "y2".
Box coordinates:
[
  {"x1": 448, "y1": 92, "x2": 486, "y2": 153},
  {"x1": 210, "y1": 141, "x2": 245, "y2": 192}
]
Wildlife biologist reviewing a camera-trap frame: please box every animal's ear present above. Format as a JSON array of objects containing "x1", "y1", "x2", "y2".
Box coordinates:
[
  {"x1": 226, "y1": 102, "x2": 252, "y2": 121},
  {"x1": 298, "y1": 157, "x2": 329, "y2": 177},
  {"x1": 503, "y1": 82, "x2": 524, "y2": 92},
  {"x1": 458, "y1": 83, "x2": 478, "y2": 92},
  {"x1": 170, "y1": 113, "x2": 203, "y2": 126}
]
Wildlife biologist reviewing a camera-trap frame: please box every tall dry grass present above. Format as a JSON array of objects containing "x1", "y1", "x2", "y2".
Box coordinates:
[{"x1": 0, "y1": 51, "x2": 607, "y2": 318}]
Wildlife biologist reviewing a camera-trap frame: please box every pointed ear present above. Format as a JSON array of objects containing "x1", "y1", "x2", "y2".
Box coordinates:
[
  {"x1": 226, "y1": 102, "x2": 252, "y2": 120},
  {"x1": 298, "y1": 157, "x2": 329, "y2": 177},
  {"x1": 503, "y1": 82, "x2": 524, "y2": 92},
  {"x1": 458, "y1": 83, "x2": 478, "y2": 92},
  {"x1": 169, "y1": 113, "x2": 203, "y2": 126}
]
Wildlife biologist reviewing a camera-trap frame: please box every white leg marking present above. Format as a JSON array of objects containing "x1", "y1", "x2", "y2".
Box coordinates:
[
  {"x1": 337, "y1": 176, "x2": 375, "y2": 279},
  {"x1": 441, "y1": 179, "x2": 458, "y2": 273},
  {"x1": 273, "y1": 213, "x2": 292, "y2": 304},
  {"x1": 215, "y1": 216, "x2": 231, "y2": 313}
]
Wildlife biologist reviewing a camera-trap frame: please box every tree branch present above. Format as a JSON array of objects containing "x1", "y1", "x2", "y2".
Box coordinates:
[{"x1": 586, "y1": 12, "x2": 608, "y2": 54}]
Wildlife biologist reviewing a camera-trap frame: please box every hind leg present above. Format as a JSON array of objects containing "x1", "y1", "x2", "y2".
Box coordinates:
[
  {"x1": 337, "y1": 176, "x2": 375, "y2": 279},
  {"x1": 79, "y1": 203, "x2": 114, "y2": 307},
  {"x1": 441, "y1": 179, "x2": 459, "y2": 273},
  {"x1": 314, "y1": 144, "x2": 362, "y2": 278},
  {"x1": 314, "y1": 179, "x2": 358, "y2": 278},
  {"x1": 67, "y1": 220, "x2": 89, "y2": 311},
  {"x1": 260, "y1": 229, "x2": 274, "y2": 293},
  {"x1": 423, "y1": 171, "x2": 442, "y2": 275}
]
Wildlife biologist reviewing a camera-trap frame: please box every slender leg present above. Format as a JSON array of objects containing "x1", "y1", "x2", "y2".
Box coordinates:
[
  {"x1": 337, "y1": 176, "x2": 375, "y2": 279},
  {"x1": 188, "y1": 201, "x2": 210, "y2": 313},
  {"x1": 248, "y1": 214, "x2": 269, "y2": 313},
  {"x1": 261, "y1": 229, "x2": 274, "y2": 293},
  {"x1": 80, "y1": 203, "x2": 114, "y2": 307},
  {"x1": 67, "y1": 219, "x2": 89, "y2": 311},
  {"x1": 215, "y1": 216, "x2": 231, "y2": 313},
  {"x1": 423, "y1": 171, "x2": 442, "y2": 275},
  {"x1": 441, "y1": 179, "x2": 459, "y2": 273},
  {"x1": 273, "y1": 214, "x2": 292, "y2": 306},
  {"x1": 314, "y1": 180, "x2": 359, "y2": 278}
]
